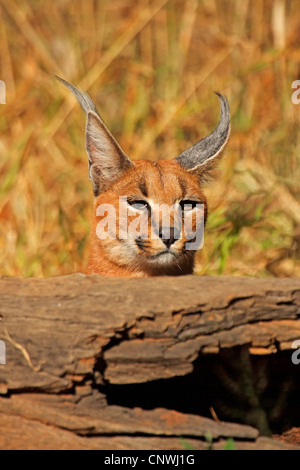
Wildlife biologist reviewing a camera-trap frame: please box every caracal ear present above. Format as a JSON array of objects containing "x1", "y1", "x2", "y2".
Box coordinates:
[
  {"x1": 56, "y1": 76, "x2": 134, "y2": 196},
  {"x1": 86, "y1": 110, "x2": 134, "y2": 195},
  {"x1": 175, "y1": 93, "x2": 230, "y2": 182}
]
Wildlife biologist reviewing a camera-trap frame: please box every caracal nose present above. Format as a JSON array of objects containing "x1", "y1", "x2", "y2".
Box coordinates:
[{"x1": 159, "y1": 226, "x2": 180, "y2": 248}]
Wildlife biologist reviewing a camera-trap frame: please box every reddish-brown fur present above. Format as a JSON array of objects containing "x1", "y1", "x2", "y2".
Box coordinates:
[
  {"x1": 56, "y1": 77, "x2": 230, "y2": 278},
  {"x1": 87, "y1": 160, "x2": 207, "y2": 277}
]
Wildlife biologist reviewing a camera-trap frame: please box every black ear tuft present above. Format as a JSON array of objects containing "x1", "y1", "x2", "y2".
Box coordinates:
[
  {"x1": 57, "y1": 76, "x2": 134, "y2": 195},
  {"x1": 175, "y1": 93, "x2": 230, "y2": 177}
]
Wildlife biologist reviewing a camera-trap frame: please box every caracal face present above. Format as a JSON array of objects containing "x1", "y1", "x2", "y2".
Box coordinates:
[{"x1": 93, "y1": 160, "x2": 207, "y2": 271}]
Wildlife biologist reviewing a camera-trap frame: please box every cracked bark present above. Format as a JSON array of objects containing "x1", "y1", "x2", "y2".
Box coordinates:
[{"x1": 0, "y1": 274, "x2": 299, "y2": 450}]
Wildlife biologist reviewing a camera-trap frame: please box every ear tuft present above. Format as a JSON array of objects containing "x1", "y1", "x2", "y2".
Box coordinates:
[
  {"x1": 56, "y1": 76, "x2": 134, "y2": 196},
  {"x1": 86, "y1": 111, "x2": 134, "y2": 195},
  {"x1": 175, "y1": 93, "x2": 230, "y2": 180}
]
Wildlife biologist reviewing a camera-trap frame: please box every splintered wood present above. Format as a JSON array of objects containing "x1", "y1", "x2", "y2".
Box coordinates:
[{"x1": 0, "y1": 274, "x2": 299, "y2": 450}]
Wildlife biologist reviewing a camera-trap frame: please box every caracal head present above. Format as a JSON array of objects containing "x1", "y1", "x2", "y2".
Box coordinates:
[{"x1": 56, "y1": 77, "x2": 230, "y2": 274}]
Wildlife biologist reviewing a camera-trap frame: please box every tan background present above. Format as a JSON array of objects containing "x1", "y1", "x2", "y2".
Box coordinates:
[{"x1": 0, "y1": 0, "x2": 299, "y2": 277}]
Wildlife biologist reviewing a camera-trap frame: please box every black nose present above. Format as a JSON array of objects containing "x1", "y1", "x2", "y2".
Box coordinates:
[{"x1": 159, "y1": 227, "x2": 179, "y2": 248}]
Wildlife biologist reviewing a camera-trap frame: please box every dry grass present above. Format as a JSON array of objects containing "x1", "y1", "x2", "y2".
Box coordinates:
[{"x1": 0, "y1": 0, "x2": 299, "y2": 278}]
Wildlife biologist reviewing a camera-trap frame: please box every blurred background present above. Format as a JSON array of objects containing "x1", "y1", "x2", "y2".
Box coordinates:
[{"x1": 0, "y1": 0, "x2": 299, "y2": 278}]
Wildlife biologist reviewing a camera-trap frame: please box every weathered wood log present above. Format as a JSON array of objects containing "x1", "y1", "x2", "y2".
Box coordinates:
[{"x1": 0, "y1": 274, "x2": 299, "y2": 450}]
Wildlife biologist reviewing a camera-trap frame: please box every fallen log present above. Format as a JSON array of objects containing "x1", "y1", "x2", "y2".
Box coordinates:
[{"x1": 0, "y1": 274, "x2": 299, "y2": 450}]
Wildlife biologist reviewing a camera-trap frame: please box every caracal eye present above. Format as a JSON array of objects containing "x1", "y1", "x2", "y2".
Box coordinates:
[
  {"x1": 127, "y1": 199, "x2": 149, "y2": 211},
  {"x1": 180, "y1": 200, "x2": 198, "y2": 211}
]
